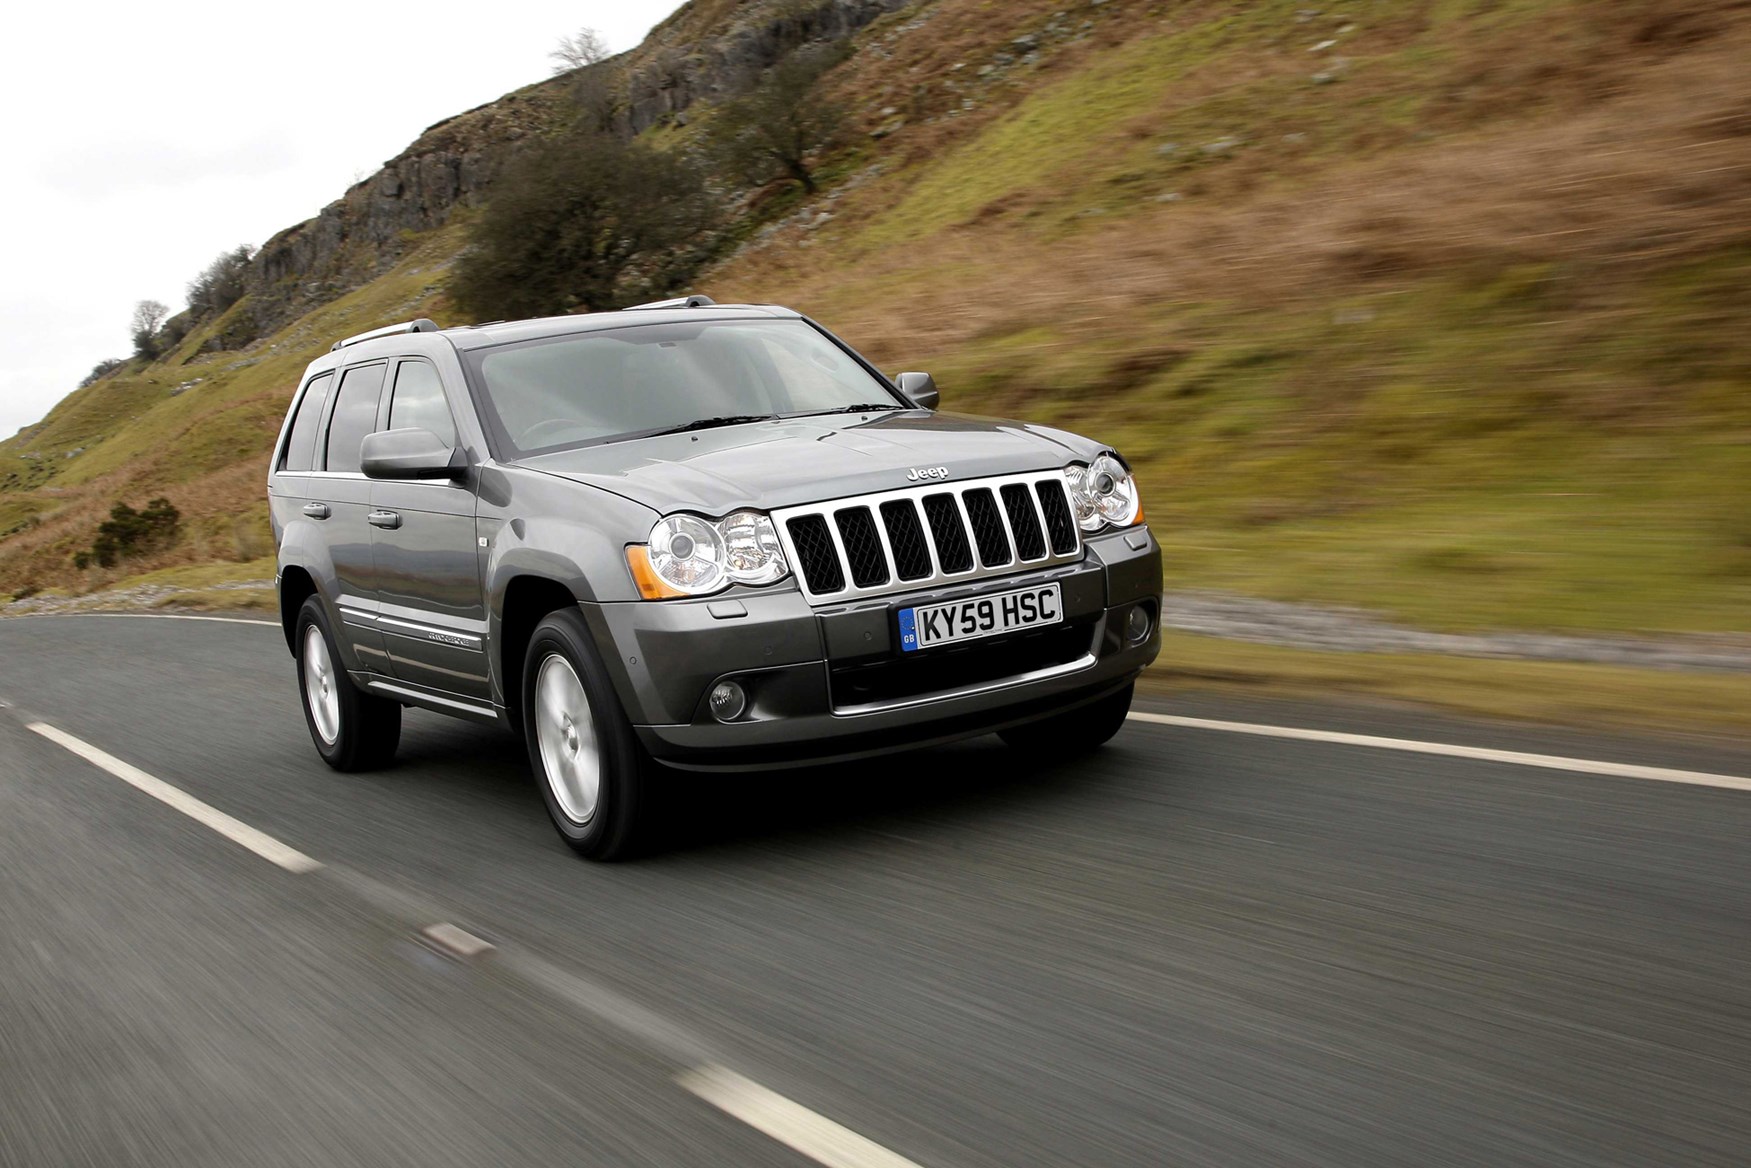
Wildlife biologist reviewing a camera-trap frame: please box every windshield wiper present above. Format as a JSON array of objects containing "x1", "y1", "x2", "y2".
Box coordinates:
[
  {"x1": 643, "y1": 414, "x2": 777, "y2": 438},
  {"x1": 788, "y1": 403, "x2": 905, "y2": 417}
]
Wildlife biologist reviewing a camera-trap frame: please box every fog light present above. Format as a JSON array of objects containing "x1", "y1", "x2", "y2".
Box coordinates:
[
  {"x1": 708, "y1": 680, "x2": 747, "y2": 722},
  {"x1": 1125, "y1": 604, "x2": 1154, "y2": 646}
]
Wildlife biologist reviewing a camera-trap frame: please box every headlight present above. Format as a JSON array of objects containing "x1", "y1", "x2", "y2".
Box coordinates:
[
  {"x1": 627, "y1": 511, "x2": 789, "y2": 599},
  {"x1": 718, "y1": 510, "x2": 788, "y2": 584},
  {"x1": 1063, "y1": 453, "x2": 1142, "y2": 532}
]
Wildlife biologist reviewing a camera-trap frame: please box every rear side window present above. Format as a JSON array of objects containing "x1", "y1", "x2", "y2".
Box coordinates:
[
  {"x1": 280, "y1": 372, "x2": 333, "y2": 472},
  {"x1": 388, "y1": 360, "x2": 457, "y2": 447},
  {"x1": 323, "y1": 363, "x2": 387, "y2": 473}
]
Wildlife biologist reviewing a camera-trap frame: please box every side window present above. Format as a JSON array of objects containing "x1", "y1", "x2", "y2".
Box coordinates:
[
  {"x1": 323, "y1": 363, "x2": 387, "y2": 474},
  {"x1": 280, "y1": 372, "x2": 333, "y2": 472},
  {"x1": 387, "y1": 360, "x2": 457, "y2": 447}
]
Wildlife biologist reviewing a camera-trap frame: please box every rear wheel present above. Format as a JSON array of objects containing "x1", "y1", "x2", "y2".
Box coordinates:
[
  {"x1": 522, "y1": 608, "x2": 649, "y2": 861},
  {"x1": 295, "y1": 596, "x2": 400, "y2": 771},
  {"x1": 999, "y1": 682, "x2": 1133, "y2": 758}
]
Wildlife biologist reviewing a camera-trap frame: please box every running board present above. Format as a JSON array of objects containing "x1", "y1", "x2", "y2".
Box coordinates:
[{"x1": 361, "y1": 677, "x2": 503, "y2": 727}]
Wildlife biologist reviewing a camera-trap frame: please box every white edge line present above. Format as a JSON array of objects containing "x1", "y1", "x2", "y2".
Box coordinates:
[
  {"x1": 26, "y1": 722, "x2": 322, "y2": 872},
  {"x1": 677, "y1": 1064, "x2": 925, "y2": 1168},
  {"x1": 1126, "y1": 712, "x2": 1751, "y2": 792},
  {"x1": 9, "y1": 611, "x2": 277, "y2": 626}
]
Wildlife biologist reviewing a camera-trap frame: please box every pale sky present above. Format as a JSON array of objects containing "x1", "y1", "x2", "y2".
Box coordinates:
[{"x1": 0, "y1": 0, "x2": 687, "y2": 441}]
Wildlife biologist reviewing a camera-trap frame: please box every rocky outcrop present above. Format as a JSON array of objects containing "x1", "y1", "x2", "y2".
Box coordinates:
[
  {"x1": 238, "y1": 0, "x2": 915, "y2": 342},
  {"x1": 620, "y1": 0, "x2": 911, "y2": 134}
]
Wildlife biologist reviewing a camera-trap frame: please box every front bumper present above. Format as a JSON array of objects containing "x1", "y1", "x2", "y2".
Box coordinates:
[{"x1": 581, "y1": 526, "x2": 1162, "y2": 771}]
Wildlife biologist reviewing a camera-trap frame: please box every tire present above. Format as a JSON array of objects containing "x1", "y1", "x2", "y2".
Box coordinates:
[
  {"x1": 521, "y1": 607, "x2": 649, "y2": 861},
  {"x1": 295, "y1": 596, "x2": 401, "y2": 771},
  {"x1": 998, "y1": 681, "x2": 1134, "y2": 758}
]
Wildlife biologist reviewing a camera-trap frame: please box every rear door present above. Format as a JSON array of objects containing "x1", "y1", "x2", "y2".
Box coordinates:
[
  {"x1": 309, "y1": 361, "x2": 391, "y2": 673},
  {"x1": 269, "y1": 369, "x2": 334, "y2": 554},
  {"x1": 368, "y1": 357, "x2": 490, "y2": 700}
]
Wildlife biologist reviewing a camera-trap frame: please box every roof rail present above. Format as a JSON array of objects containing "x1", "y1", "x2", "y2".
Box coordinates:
[
  {"x1": 621, "y1": 295, "x2": 716, "y2": 311},
  {"x1": 330, "y1": 318, "x2": 440, "y2": 352}
]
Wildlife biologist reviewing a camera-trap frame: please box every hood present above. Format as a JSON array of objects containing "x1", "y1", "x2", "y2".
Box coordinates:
[{"x1": 516, "y1": 410, "x2": 1102, "y2": 515}]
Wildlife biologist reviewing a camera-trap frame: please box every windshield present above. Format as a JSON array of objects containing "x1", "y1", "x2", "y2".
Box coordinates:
[{"x1": 464, "y1": 318, "x2": 903, "y2": 457}]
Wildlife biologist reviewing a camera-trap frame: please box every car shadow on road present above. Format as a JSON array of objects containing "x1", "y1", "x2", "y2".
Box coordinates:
[
  {"x1": 384, "y1": 710, "x2": 1140, "y2": 861},
  {"x1": 642, "y1": 737, "x2": 1122, "y2": 861}
]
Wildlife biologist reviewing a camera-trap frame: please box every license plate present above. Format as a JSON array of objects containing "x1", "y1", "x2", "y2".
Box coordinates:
[{"x1": 898, "y1": 583, "x2": 1062, "y2": 652}]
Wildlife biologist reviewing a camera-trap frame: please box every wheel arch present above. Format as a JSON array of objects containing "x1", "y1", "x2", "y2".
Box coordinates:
[
  {"x1": 278, "y1": 565, "x2": 318, "y2": 655},
  {"x1": 498, "y1": 574, "x2": 586, "y2": 734}
]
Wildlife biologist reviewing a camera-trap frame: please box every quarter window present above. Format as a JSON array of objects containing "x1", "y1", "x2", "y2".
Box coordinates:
[
  {"x1": 388, "y1": 360, "x2": 457, "y2": 447},
  {"x1": 323, "y1": 363, "x2": 387, "y2": 473},
  {"x1": 280, "y1": 372, "x2": 333, "y2": 472}
]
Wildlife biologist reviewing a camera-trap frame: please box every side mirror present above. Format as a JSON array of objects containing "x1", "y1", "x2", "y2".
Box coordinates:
[
  {"x1": 361, "y1": 428, "x2": 465, "y2": 481},
  {"x1": 896, "y1": 371, "x2": 939, "y2": 410}
]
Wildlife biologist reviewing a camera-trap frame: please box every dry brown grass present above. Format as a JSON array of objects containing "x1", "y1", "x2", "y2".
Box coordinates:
[{"x1": 718, "y1": 10, "x2": 1751, "y2": 368}]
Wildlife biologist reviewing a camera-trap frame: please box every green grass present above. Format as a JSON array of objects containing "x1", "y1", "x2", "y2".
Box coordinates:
[
  {"x1": 855, "y1": 0, "x2": 1575, "y2": 246},
  {"x1": 1146, "y1": 631, "x2": 1751, "y2": 738},
  {"x1": 922, "y1": 253, "x2": 1751, "y2": 634}
]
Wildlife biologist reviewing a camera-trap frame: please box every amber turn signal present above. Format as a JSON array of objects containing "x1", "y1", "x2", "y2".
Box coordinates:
[{"x1": 625, "y1": 545, "x2": 690, "y2": 600}]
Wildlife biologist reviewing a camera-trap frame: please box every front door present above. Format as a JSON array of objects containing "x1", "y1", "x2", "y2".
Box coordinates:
[{"x1": 367, "y1": 358, "x2": 490, "y2": 700}]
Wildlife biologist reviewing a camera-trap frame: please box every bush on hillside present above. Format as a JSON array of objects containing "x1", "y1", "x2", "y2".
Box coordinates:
[
  {"x1": 186, "y1": 246, "x2": 254, "y2": 320},
  {"x1": 79, "y1": 358, "x2": 126, "y2": 388},
  {"x1": 72, "y1": 497, "x2": 181, "y2": 570},
  {"x1": 704, "y1": 43, "x2": 848, "y2": 195},
  {"x1": 448, "y1": 130, "x2": 720, "y2": 319}
]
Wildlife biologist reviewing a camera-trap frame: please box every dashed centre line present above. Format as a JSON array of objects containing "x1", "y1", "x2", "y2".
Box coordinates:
[
  {"x1": 19, "y1": 715, "x2": 932, "y2": 1168},
  {"x1": 678, "y1": 1065, "x2": 927, "y2": 1168}
]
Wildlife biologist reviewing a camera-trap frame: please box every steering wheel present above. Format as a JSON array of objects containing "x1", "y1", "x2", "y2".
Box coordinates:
[{"x1": 518, "y1": 418, "x2": 593, "y2": 447}]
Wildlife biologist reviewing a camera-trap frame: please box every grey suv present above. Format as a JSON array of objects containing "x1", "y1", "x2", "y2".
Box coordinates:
[{"x1": 270, "y1": 299, "x2": 1161, "y2": 859}]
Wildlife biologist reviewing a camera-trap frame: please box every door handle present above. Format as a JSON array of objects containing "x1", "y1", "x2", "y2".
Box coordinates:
[
  {"x1": 302, "y1": 502, "x2": 331, "y2": 519},
  {"x1": 367, "y1": 510, "x2": 403, "y2": 530}
]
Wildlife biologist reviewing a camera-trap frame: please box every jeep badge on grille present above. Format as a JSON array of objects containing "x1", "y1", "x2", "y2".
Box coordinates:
[{"x1": 906, "y1": 466, "x2": 949, "y2": 482}]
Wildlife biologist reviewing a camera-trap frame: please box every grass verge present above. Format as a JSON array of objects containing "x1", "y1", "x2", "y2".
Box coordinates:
[{"x1": 1143, "y1": 631, "x2": 1751, "y2": 738}]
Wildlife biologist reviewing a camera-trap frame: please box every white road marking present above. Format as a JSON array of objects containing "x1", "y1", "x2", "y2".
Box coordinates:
[
  {"x1": 420, "y1": 922, "x2": 495, "y2": 959},
  {"x1": 11, "y1": 611, "x2": 276, "y2": 626},
  {"x1": 1127, "y1": 712, "x2": 1751, "y2": 792},
  {"x1": 677, "y1": 1064, "x2": 925, "y2": 1168},
  {"x1": 25, "y1": 722, "x2": 322, "y2": 872}
]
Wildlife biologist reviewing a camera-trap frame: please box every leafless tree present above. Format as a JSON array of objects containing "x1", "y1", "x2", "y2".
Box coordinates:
[
  {"x1": 130, "y1": 300, "x2": 170, "y2": 359},
  {"x1": 550, "y1": 27, "x2": 609, "y2": 74}
]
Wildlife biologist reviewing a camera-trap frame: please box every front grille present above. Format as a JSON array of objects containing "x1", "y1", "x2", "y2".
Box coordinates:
[
  {"x1": 1001, "y1": 483, "x2": 1047, "y2": 561},
  {"x1": 962, "y1": 488, "x2": 1012, "y2": 568},
  {"x1": 787, "y1": 514, "x2": 844, "y2": 594},
  {"x1": 830, "y1": 620, "x2": 1096, "y2": 710},
  {"x1": 776, "y1": 471, "x2": 1084, "y2": 604},
  {"x1": 1037, "y1": 481, "x2": 1078, "y2": 555},
  {"x1": 834, "y1": 506, "x2": 890, "y2": 589},
  {"x1": 922, "y1": 493, "x2": 974, "y2": 574}
]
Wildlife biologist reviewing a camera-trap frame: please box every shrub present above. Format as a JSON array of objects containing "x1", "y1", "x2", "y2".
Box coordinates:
[
  {"x1": 704, "y1": 44, "x2": 848, "y2": 195},
  {"x1": 448, "y1": 129, "x2": 720, "y2": 319},
  {"x1": 186, "y1": 246, "x2": 254, "y2": 320},
  {"x1": 79, "y1": 358, "x2": 126, "y2": 388},
  {"x1": 75, "y1": 497, "x2": 182, "y2": 569}
]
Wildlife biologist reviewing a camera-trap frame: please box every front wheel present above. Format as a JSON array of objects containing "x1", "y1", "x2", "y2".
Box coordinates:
[
  {"x1": 295, "y1": 596, "x2": 401, "y2": 771},
  {"x1": 998, "y1": 682, "x2": 1134, "y2": 758},
  {"x1": 522, "y1": 608, "x2": 650, "y2": 861}
]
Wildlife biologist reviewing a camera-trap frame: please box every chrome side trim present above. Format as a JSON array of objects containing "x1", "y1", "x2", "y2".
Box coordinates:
[
  {"x1": 362, "y1": 677, "x2": 499, "y2": 721},
  {"x1": 830, "y1": 652, "x2": 1098, "y2": 717},
  {"x1": 377, "y1": 614, "x2": 485, "y2": 653}
]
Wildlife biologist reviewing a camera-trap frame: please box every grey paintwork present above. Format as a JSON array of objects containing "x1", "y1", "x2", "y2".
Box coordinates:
[{"x1": 270, "y1": 304, "x2": 1161, "y2": 767}]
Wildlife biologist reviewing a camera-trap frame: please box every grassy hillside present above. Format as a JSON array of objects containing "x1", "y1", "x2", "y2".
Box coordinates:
[{"x1": 3, "y1": 0, "x2": 1747, "y2": 640}]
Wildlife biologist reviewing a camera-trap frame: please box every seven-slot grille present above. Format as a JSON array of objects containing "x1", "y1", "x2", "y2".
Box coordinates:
[{"x1": 773, "y1": 471, "x2": 1083, "y2": 604}]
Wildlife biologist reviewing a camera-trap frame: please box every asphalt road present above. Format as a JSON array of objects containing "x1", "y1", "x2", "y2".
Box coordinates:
[{"x1": 1, "y1": 614, "x2": 1747, "y2": 1167}]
